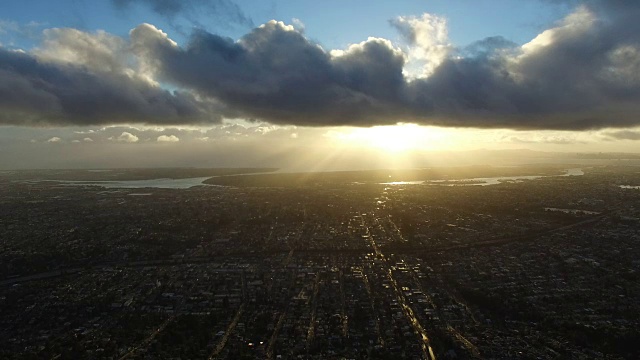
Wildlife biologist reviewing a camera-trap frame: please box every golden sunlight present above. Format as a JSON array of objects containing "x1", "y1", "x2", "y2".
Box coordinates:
[{"x1": 328, "y1": 124, "x2": 453, "y2": 152}]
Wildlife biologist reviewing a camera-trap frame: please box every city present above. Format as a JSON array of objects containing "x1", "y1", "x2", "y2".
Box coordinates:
[
  {"x1": 3, "y1": 1, "x2": 640, "y2": 358},
  {"x1": 1, "y1": 165, "x2": 638, "y2": 359}
]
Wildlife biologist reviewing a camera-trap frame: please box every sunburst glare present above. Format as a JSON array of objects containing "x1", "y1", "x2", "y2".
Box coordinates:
[{"x1": 328, "y1": 124, "x2": 453, "y2": 153}]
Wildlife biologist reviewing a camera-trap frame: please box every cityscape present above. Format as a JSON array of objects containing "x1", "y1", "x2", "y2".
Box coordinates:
[
  {"x1": 1, "y1": 165, "x2": 638, "y2": 359},
  {"x1": 3, "y1": 0, "x2": 640, "y2": 358}
]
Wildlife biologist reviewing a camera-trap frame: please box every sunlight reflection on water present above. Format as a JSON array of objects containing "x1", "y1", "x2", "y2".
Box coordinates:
[{"x1": 381, "y1": 168, "x2": 584, "y2": 186}]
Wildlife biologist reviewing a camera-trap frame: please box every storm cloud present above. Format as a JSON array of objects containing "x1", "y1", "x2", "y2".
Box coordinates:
[
  {"x1": 0, "y1": 47, "x2": 228, "y2": 126},
  {"x1": 131, "y1": 1, "x2": 640, "y2": 130},
  {"x1": 129, "y1": 21, "x2": 410, "y2": 126},
  {"x1": 0, "y1": 28, "x2": 230, "y2": 126},
  {"x1": 2, "y1": 0, "x2": 640, "y2": 129}
]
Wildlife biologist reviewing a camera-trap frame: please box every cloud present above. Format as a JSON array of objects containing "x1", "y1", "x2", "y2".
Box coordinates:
[
  {"x1": 131, "y1": 21, "x2": 409, "y2": 127},
  {"x1": 0, "y1": 20, "x2": 21, "y2": 36},
  {"x1": 0, "y1": 20, "x2": 45, "y2": 45},
  {"x1": 109, "y1": 131, "x2": 139, "y2": 142},
  {"x1": 508, "y1": 136, "x2": 586, "y2": 145},
  {"x1": 157, "y1": 134, "x2": 179, "y2": 142},
  {"x1": 604, "y1": 130, "x2": 640, "y2": 140},
  {"x1": 33, "y1": 28, "x2": 130, "y2": 74},
  {"x1": 111, "y1": 0, "x2": 253, "y2": 30},
  {"x1": 56, "y1": 124, "x2": 298, "y2": 144},
  {"x1": 461, "y1": 36, "x2": 518, "y2": 58},
  {"x1": 0, "y1": 28, "x2": 229, "y2": 126},
  {"x1": 4, "y1": 1, "x2": 640, "y2": 130},
  {"x1": 130, "y1": 4, "x2": 640, "y2": 130},
  {"x1": 390, "y1": 13, "x2": 452, "y2": 76},
  {"x1": 291, "y1": 18, "x2": 305, "y2": 32},
  {"x1": 46, "y1": 136, "x2": 62, "y2": 143}
]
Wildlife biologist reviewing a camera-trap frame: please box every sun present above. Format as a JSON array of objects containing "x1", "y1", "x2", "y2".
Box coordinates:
[
  {"x1": 325, "y1": 124, "x2": 464, "y2": 156},
  {"x1": 366, "y1": 125, "x2": 425, "y2": 152},
  {"x1": 340, "y1": 124, "x2": 427, "y2": 152}
]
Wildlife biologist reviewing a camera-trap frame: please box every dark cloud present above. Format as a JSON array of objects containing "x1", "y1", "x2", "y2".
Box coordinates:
[
  {"x1": 127, "y1": 1, "x2": 640, "y2": 130},
  {"x1": 3, "y1": 1, "x2": 640, "y2": 130},
  {"x1": 604, "y1": 130, "x2": 640, "y2": 140},
  {"x1": 131, "y1": 22, "x2": 409, "y2": 126},
  {"x1": 461, "y1": 36, "x2": 518, "y2": 57},
  {"x1": 111, "y1": 0, "x2": 253, "y2": 30},
  {"x1": 0, "y1": 47, "x2": 225, "y2": 126}
]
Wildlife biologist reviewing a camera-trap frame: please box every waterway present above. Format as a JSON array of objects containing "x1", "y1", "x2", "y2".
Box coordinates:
[
  {"x1": 620, "y1": 185, "x2": 640, "y2": 189},
  {"x1": 544, "y1": 207, "x2": 600, "y2": 215},
  {"x1": 40, "y1": 168, "x2": 586, "y2": 189},
  {"x1": 54, "y1": 177, "x2": 214, "y2": 189},
  {"x1": 382, "y1": 168, "x2": 584, "y2": 186}
]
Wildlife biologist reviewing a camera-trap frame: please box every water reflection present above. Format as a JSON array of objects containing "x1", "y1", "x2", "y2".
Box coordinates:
[
  {"x1": 544, "y1": 207, "x2": 600, "y2": 215},
  {"x1": 382, "y1": 168, "x2": 584, "y2": 186},
  {"x1": 56, "y1": 177, "x2": 214, "y2": 189},
  {"x1": 620, "y1": 185, "x2": 640, "y2": 189}
]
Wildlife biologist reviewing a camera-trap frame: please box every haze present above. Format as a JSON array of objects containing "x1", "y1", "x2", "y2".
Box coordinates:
[{"x1": 2, "y1": 0, "x2": 640, "y2": 169}]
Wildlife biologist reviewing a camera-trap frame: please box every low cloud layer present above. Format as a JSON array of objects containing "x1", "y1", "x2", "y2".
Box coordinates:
[
  {"x1": 109, "y1": 131, "x2": 139, "y2": 143},
  {"x1": 604, "y1": 130, "x2": 640, "y2": 140},
  {"x1": 157, "y1": 134, "x2": 179, "y2": 142},
  {"x1": 2, "y1": 1, "x2": 640, "y2": 130}
]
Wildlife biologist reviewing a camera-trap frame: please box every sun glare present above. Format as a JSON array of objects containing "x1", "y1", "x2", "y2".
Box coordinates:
[{"x1": 331, "y1": 124, "x2": 450, "y2": 152}]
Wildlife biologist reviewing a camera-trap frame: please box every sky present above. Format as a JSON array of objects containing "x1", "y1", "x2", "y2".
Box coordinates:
[{"x1": 2, "y1": 0, "x2": 640, "y2": 170}]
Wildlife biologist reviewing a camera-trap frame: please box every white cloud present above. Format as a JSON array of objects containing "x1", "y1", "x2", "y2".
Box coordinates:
[
  {"x1": 83, "y1": 137, "x2": 94, "y2": 142},
  {"x1": 0, "y1": 20, "x2": 44, "y2": 41},
  {"x1": 130, "y1": 23, "x2": 178, "y2": 83},
  {"x1": 254, "y1": 125, "x2": 275, "y2": 134},
  {"x1": 291, "y1": 18, "x2": 305, "y2": 32},
  {"x1": 109, "y1": 132, "x2": 139, "y2": 143},
  {"x1": 0, "y1": 20, "x2": 19, "y2": 35},
  {"x1": 34, "y1": 28, "x2": 129, "y2": 75},
  {"x1": 157, "y1": 134, "x2": 179, "y2": 142},
  {"x1": 391, "y1": 13, "x2": 452, "y2": 77},
  {"x1": 519, "y1": 6, "x2": 595, "y2": 59},
  {"x1": 46, "y1": 137, "x2": 61, "y2": 143}
]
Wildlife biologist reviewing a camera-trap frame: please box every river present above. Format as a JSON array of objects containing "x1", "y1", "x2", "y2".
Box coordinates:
[
  {"x1": 52, "y1": 177, "x2": 214, "y2": 189},
  {"x1": 382, "y1": 168, "x2": 584, "y2": 186},
  {"x1": 40, "y1": 168, "x2": 586, "y2": 189}
]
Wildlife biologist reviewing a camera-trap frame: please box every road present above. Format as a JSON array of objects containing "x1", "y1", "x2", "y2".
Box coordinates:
[{"x1": 118, "y1": 315, "x2": 176, "y2": 360}]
